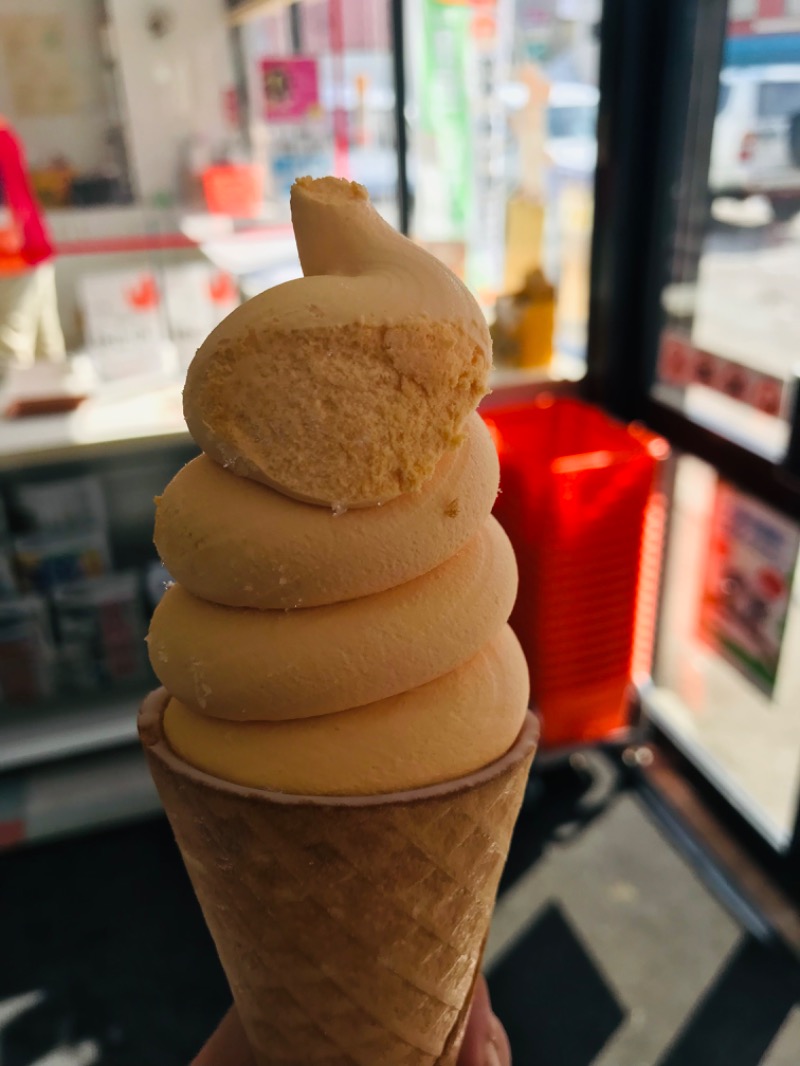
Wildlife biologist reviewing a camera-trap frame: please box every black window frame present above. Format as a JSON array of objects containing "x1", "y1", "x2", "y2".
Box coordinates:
[{"x1": 584, "y1": 0, "x2": 800, "y2": 890}]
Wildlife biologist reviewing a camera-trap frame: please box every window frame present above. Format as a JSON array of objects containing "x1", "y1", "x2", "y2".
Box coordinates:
[{"x1": 585, "y1": 0, "x2": 800, "y2": 888}]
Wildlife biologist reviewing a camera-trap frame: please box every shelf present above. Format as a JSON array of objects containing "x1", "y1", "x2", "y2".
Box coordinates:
[
  {"x1": 0, "y1": 744, "x2": 161, "y2": 852},
  {"x1": 0, "y1": 692, "x2": 144, "y2": 775},
  {"x1": 0, "y1": 382, "x2": 190, "y2": 473},
  {"x1": 0, "y1": 364, "x2": 583, "y2": 474}
]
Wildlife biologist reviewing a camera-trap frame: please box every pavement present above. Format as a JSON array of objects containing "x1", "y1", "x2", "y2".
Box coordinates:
[{"x1": 685, "y1": 212, "x2": 800, "y2": 380}]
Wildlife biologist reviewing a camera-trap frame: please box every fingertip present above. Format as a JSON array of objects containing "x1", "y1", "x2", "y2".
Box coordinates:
[
  {"x1": 191, "y1": 1007, "x2": 256, "y2": 1066},
  {"x1": 489, "y1": 1011, "x2": 513, "y2": 1066},
  {"x1": 458, "y1": 975, "x2": 493, "y2": 1063}
]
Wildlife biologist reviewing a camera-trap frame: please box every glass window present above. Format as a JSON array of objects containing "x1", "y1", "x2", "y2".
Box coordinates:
[
  {"x1": 238, "y1": 0, "x2": 397, "y2": 226},
  {"x1": 757, "y1": 80, "x2": 800, "y2": 118},
  {"x1": 546, "y1": 102, "x2": 599, "y2": 140},
  {"x1": 406, "y1": 0, "x2": 602, "y2": 375},
  {"x1": 644, "y1": 3, "x2": 800, "y2": 856},
  {"x1": 653, "y1": 14, "x2": 800, "y2": 461}
]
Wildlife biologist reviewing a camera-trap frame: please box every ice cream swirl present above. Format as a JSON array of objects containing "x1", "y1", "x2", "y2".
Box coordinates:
[{"x1": 148, "y1": 179, "x2": 529, "y2": 795}]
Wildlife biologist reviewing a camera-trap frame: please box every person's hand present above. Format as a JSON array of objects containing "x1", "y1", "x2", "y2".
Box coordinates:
[
  {"x1": 192, "y1": 975, "x2": 511, "y2": 1065},
  {"x1": 456, "y1": 974, "x2": 512, "y2": 1066}
]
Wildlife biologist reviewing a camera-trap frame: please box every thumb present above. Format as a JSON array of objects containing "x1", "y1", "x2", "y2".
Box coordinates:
[
  {"x1": 192, "y1": 1006, "x2": 255, "y2": 1066},
  {"x1": 457, "y1": 975, "x2": 512, "y2": 1066}
]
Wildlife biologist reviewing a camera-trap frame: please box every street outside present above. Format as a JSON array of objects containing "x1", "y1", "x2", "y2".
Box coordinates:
[{"x1": 690, "y1": 205, "x2": 800, "y2": 380}]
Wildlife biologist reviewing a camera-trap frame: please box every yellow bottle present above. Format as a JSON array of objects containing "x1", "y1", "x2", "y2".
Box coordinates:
[{"x1": 518, "y1": 269, "x2": 555, "y2": 369}]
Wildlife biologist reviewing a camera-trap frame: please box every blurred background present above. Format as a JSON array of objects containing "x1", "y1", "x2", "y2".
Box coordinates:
[{"x1": 0, "y1": 0, "x2": 799, "y2": 1063}]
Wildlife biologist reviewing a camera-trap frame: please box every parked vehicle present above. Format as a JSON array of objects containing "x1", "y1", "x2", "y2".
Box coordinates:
[{"x1": 710, "y1": 65, "x2": 800, "y2": 219}]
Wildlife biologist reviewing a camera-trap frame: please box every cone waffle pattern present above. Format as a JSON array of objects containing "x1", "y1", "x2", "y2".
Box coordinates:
[{"x1": 142, "y1": 696, "x2": 535, "y2": 1065}]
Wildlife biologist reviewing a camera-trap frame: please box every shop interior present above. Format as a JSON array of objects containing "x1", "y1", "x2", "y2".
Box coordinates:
[{"x1": 1, "y1": 0, "x2": 799, "y2": 1063}]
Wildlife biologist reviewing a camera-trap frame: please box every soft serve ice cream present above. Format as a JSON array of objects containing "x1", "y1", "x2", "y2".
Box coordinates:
[{"x1": 147, "y1": 176, "x2": 529, "y2": 796}]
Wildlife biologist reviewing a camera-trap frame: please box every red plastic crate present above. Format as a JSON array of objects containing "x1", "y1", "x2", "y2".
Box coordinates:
[{"x1": 482, "y1": 395, "x2": 668, "y2": 748}]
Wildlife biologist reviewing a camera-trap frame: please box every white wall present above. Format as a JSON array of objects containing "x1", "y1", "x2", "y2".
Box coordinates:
[
  {"x1": 0, "y1": 0, "x2": 110, "y2": 172},
  {"x1": 107, "y1": 0, "x2": 234, "y2": 202}
]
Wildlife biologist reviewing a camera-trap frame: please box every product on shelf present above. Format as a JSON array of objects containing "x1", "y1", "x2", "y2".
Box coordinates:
[
  {"x1": 53, "y1": 572, "x2": 148, "y2": 692},
  {"x1": 0, "y1": 595, "x2": 56, "y2": 705},
  {"x1": 14, "y1": 528, "x2": 111, "y2": 594},
  {"x1": 0, "y1": 550, "x2": 18, "y2": 598},
  {"x1": 0, "y1": 496, "x2": 13, "y2": 599},
  {"x1": 0, "y1": 495, "x2": 9, "y2": 541},
  {"x1": 13, "y1": 475, "x2": 107, "y2": 533},
  {"x1": 491, "y1": 268, "x2": 556, "y2": 369},
  {"x1": 141, "y1": 177, "x2": 538, "y2": 1064}
]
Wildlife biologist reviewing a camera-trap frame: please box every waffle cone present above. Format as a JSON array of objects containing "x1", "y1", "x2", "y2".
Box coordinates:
[{"x1": 139, "y1": 690, "x2": 537, "y2": 1065}]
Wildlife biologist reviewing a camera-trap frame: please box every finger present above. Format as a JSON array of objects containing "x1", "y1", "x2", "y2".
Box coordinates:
[
  {"x1": 457, "y1": 975, "x2": 511, "y2": 1065},
  {"x1": 458, "y1": 974, "x2": 493, "y2": 1063},
  {"x1": 488, "y1": 1010, "x2": 512, "y2": 1066},
  {"x1": 191, "y1": 1006, "x2": 256, "y2": 1066}
]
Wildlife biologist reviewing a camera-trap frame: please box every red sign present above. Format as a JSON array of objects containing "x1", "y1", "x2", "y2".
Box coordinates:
[{"x1": 657, "y1": 331, "x2": 789, "y2": 418}]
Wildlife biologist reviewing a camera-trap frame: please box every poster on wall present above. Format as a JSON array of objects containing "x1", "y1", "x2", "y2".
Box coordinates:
[
  {"x1": 699, "y1": 481, "x2": 799, "y2": 696},
  {"x1": 260, "y1": 58, "x2": 320, "y2": 122},
  {"x1": 0, "y1": 15, "x2": 77, "y2": 116}
]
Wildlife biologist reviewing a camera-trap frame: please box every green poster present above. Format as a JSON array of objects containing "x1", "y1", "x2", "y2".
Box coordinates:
[{"x1": 419, "y1": 0, "x2": 473, "y2": 238}]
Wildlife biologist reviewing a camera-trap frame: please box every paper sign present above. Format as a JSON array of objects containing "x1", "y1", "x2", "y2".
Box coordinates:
[
  {"x1": 78, "y1": 269, "x2": 165, "y2": 350},
  {"x1": 161, "y1": 263, "x2": 239, "y2": 368},
  {"x1": 699, "y1": 482, "x2": 799, "y2": 695},
  {"x1": 657, "y1": 330, "x2": 788, "y2": 417},
  {"x1": 162, "y1": 264, "x2": 238, "y2": 339},
  {"x1": 261, "y1": 58, "x2": 320, "y2": 122},
  {"x1": 78, "y1": 265, "x2": 235, "y2": 379}
]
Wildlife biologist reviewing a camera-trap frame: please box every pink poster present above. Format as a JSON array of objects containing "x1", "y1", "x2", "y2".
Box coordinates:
[{"x1": 260, "y1": 57, "x2": 320, "y2": 121}]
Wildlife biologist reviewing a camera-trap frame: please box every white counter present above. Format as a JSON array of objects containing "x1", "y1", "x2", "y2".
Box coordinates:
[{"x1": 0, "y1": 362, "x2": 582, "y2": 473}]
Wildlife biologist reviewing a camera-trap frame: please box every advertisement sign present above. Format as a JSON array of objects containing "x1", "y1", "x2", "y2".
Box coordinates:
[
  {"x1": 699, "y1": 482, "x2": 799, "y2": 694},
  {"x1": 78, "y1": 269, "x2": 164, "y2": 350},
  {"x1": 260, "y1": 57, "x2": 320, "y2": 122}
]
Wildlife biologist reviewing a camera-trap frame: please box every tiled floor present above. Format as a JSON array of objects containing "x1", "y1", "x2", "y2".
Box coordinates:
[
  {"x1": 1, "y1": 753, "x2": 798, "y2": 1065},
  {"x1": 489, "y1": 762, "x2": 800, "y2": 1065}
]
